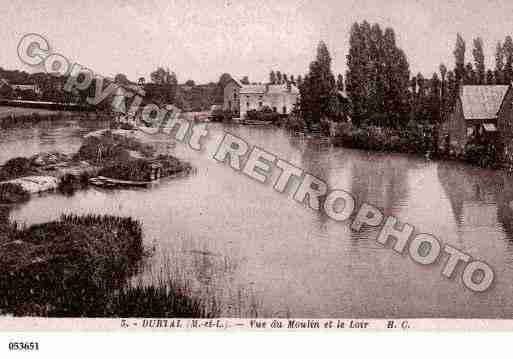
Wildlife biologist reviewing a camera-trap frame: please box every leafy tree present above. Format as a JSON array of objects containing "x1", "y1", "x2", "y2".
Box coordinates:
[
  {"x1": 0, "y1": 83, "x2": 14, "y2": 99},
  {"x1": 300, "y1": 41, "x2": 337, "y2": 127},
  {"x1": 276, "y1": 71, "x2": 283, "y2": 84},
  {"x1": 150, "y1": 67, "x2": 177, "y2": 86},
  {"x1": 346, "y1": 22, "x2": 410, "y2": 126},
  {"x1": 429, "y1": 73, "x2": 442, "y2": 123},
  {"x1": 240, "y1": 76, "x2": 250, "y2": 85},
  {"x1": 446, "y1": 70, "x2": 457, "y2": 108},
  {"x1": 495, "y1": 42, "x2": 505, "y2": 84},
  {"x1": 472, "y1": 37, "x2": 485, "y2": 84},
  {"x1": 439, "y1": 64, "x2": 447, "y2": 119},
  {"x1": 464, "y1": 62, "x2": 476, "y2": 85},
  {"x1": 147, "y1": 67, "x2": 178, "y2": 104},
  {"x1": 114, "y1": 73, "x2": 130, "y2": 85},
  {"x1": 486, "y1": 69, "x2": 495, "y2": 84},
  {"x1": 185, "y1": 79, "x2": 196, "y2": 86},
  {"x1": 269, "y1": 71, "x2": 277, "y2": 84},
  {"x1": 336, "y1": 74, "x2": 344, "y2": 92},
  {"x1": 454, "y1": 33, "x2": 466, "y2": 85},
  {"x1": 503, "y1": 36, "x2": 513, "y2": 84},
  {"x1": 214, "y1": 73, "x2": 233, "y2": 104}
]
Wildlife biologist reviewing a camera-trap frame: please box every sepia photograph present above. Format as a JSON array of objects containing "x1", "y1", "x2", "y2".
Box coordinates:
[{"x1": 1, "y1": 0, "x2": 513, "y2": 340}]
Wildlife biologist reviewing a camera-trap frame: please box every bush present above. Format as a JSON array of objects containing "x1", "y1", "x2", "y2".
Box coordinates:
[
  {"x1": 74, "y1": 131, "x2": 155, "y2": 165},
  {"x1": 284, "y1": 114, "x2": 307, "y2": 132},
  {"x1": 0, "y1": 183, "x2": 30, "y2": 203},
  {"x1": 464, "y1": 142, "x2": 498, "y2": 168},
  {"x1": 0, "y1": 157, "x2": 35, "y2": 181},
  {"x1": 210, "y1": 109, "x2": 236, "y2": 122},
  {"x1": 156, "y1": 155, "x2": 191, "y2": 177},
  {"x1": 99, "y1": 159, "x2": 156, "y2": 182},
  {"x1": 0, "y1": 214, "x2": 144, "y2": 316},
  {"x1": 245, "y1": 107, "x2": 281, "y2": 123},
  {"x1": 98, "y1": 155, "x2": 190, "y2": 182},
  {"x1": 333, "y1": 123, "x2": 435, "y2": 155}
]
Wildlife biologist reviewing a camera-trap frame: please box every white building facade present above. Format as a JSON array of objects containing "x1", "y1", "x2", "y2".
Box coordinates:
[{"x1": 224, "y1": 79, "x2": 300, "y2": 119}]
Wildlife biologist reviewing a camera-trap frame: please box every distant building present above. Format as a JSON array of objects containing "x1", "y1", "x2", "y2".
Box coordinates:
[
  {"x1": 223, "y1": 78, "x2": 300, "y2": 118},
  {"x1": 441, "y1": 85, "x2": 513, "y2": 155}
]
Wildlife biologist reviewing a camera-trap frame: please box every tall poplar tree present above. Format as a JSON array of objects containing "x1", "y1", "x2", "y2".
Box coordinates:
[
  {"x1": 300, "y1": 41, "x2": 337, "y2": 127},
  {"x1": 472, "y1": 37, "x2": 485, "y2": 84},
  {"x1": 454, "y1": 33, "x2": 466, "y2": 85},
  {"x1": 346, "y1": 22, "x2": 410, "y2": 126},
  {"x1": 503, "y1": 36, "x2": 513, "y2": 84},
  {"x1": 495, "y1": 42, "x2": 505, "y2": 84}
]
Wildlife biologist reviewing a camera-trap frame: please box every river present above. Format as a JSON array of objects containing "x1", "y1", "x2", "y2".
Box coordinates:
[{"x1": 2, "y1": 118, "x2": 513, "y2": 318}]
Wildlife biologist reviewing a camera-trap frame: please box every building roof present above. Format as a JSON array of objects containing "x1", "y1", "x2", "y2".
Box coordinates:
[
  {"x1": 240, "y1": 83, "x2": 300, "y2": 95},
  {"x1": 460, "y1": 85, "x2": 510, "y2": 120},
  {"x1": 267, "y1": 84, "x2": 300, "y2": 94},
  {"x1": 240, "y1": 85, "x2": 266, "y2": 94},
  {"x1": 225, "y1": 78, "x2": 242, "y2": 88}
]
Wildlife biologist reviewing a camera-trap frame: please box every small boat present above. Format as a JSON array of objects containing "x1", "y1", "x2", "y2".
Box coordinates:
[{"x1": 89, "y1": 176, "x2": 153, "y2": 188}]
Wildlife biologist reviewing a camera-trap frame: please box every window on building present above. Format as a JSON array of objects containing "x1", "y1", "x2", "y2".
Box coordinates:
[
  {"x1": 283, "y1": 106, "x2": 287, "y2": 114},
  {"x1": 467, "y1": 126, "x2": 474, "y2": 137},
  {"x1": 247, "y1": 102, "x2": 250, "y2": 108},
  {"x1": 259, "y1": 102, "x2": 263, "y2": 107}
]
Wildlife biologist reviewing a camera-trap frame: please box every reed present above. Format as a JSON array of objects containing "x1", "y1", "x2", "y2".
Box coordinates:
[{"x1": 0, "y1": 214, "x2": 215, "y2": 318}]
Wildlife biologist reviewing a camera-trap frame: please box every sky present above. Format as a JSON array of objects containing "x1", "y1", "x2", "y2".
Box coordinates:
[{"x1": 2, "y1": 0, "x2": 513, "y2": 84}]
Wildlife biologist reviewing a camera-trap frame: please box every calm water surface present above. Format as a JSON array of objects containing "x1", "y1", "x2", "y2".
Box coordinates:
[{"x1": 3, "y1": 119, "x2": 513, "y2": 318}]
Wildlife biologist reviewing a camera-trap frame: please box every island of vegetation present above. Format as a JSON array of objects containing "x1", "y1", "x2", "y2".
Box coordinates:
[{"x1": 0, "y1": 127, "x2": 192, "y2": 204}]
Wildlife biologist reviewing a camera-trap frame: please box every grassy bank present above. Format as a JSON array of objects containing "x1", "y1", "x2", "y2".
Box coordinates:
[
  {"x1": 0, "y1": 109, "x2": 112, "y2": 128},
  {"x1": 0, "y1": 214, "x2": 212, "y2": 317}
]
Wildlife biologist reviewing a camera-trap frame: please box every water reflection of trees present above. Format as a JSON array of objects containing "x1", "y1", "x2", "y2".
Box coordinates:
[
  {"x1": 297, "y1": 139, "x2": 333, "y2": 230},
  {"x1": 349, "y1": 152, "x2": 411, "y2": 216},
  {"x1": 436, "y1": 161, "x2": 513, "y2": 239}
]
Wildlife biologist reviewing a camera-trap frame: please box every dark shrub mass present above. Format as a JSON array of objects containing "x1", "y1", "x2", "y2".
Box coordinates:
[
  {"x1": 74, "y1": 130, "x2": 156, "y2": 165},
  {"x1": 0, "y1": 157, "x2": 35, "y2": 181},
  {"x1": 0, "y1": 214, "x2": 211, "y2": 317},
  {"x1": 0, "y1": 214, "x2": 143, "y2": 316},
  {"x1": 245, "y1": 107, "x2": 282, "y2": 123},
  {"x1": 99, "y1": 159, "x2": 157, "y2": 182},
  {"x1": 0, "y1": 183, "x2": 30, "y2": 204}
]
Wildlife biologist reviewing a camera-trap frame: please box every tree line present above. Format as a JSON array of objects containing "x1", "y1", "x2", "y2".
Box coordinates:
[{"x1": 298, "y1": 21, "x2": 513, "y2": 129}]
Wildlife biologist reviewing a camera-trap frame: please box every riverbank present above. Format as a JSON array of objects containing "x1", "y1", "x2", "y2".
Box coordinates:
[
  {"x1": 329, "y1": 122, "x2": 507, "y2": 170},
  {"x1": 0, "y1": 106, "x2": 113, "y2": 128},
  {"x1": 0, "y1": 213, "x2": 212, "y2": 317}
]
